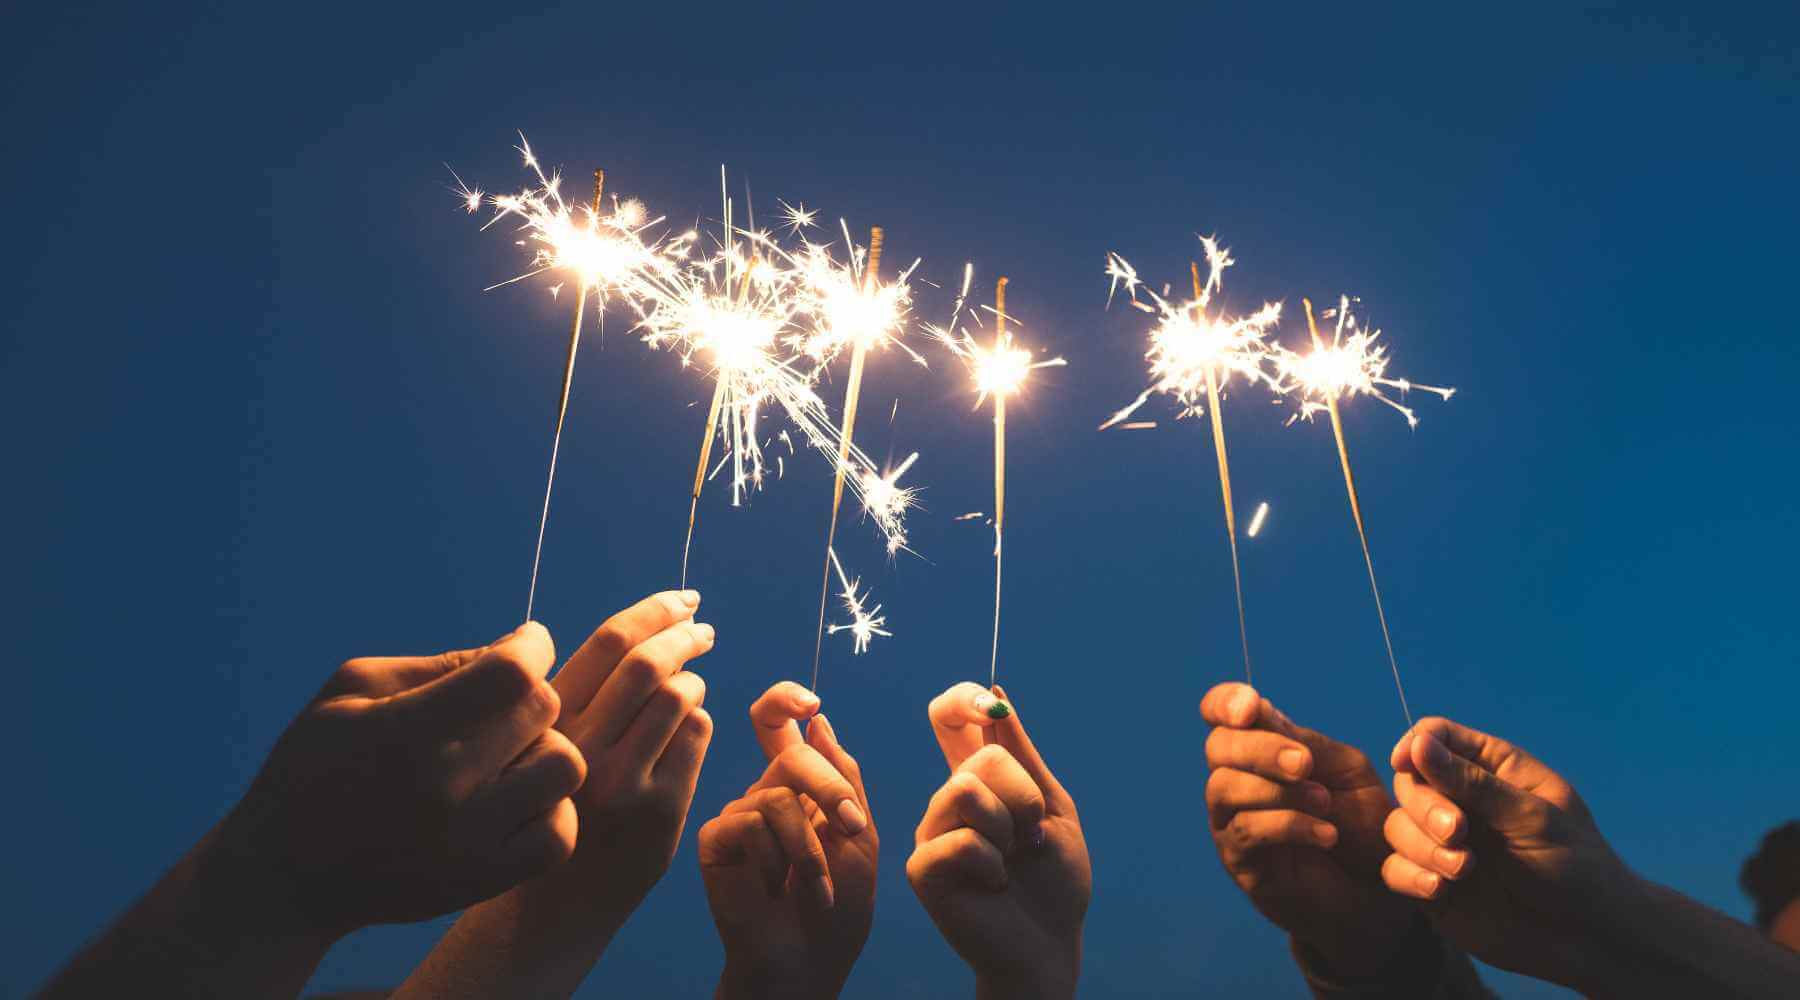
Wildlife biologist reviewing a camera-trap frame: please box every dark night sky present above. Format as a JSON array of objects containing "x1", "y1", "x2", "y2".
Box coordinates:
[{"x1": 5, "y1": 3, "x2": 1798, "y2": 996}]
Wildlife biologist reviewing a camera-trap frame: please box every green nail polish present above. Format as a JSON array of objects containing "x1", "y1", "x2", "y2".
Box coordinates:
[{"x1": 986, "y1": 700, "x2": 1011, "y2": 720}]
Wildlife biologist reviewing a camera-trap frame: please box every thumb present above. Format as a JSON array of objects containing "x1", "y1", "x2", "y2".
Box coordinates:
[{"x1": 1411, "y1": 727, "x2": 1536, "y2": 827}]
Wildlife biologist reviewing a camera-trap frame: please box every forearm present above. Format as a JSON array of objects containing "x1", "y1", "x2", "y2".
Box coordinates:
[
  {"x1": 716, "y1": 962, "x2": 850, "y2": 1000},
  {"x1": 1575, "y1": 873, "x2": 1800, "y2": 999},
  {"x1": 1292, "y1": 915, "x2": 1495, "y2": 999},
  {"x1": 973, "y1": 946, "x2": 1079, "y2": 1000},
  {"x1": 395, "y1": 882, "x2": 627, "y2": 1000},
  {"x1": 41, "y1": 828, "x2": 337, "y2": 999}
]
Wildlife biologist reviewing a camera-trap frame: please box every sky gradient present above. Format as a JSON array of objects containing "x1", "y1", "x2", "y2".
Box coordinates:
[{"x1": 5, "y1": 4, "x2": 1798, "y2": 996}]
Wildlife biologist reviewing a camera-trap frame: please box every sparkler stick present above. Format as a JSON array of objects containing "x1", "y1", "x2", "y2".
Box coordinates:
[
  {"x1": 1192, "y1": 260, "x2": 1254, "y2": 684},
  {"x1": 809, "y1": 227, "x2": 884, "y2": 692},
  {"x1": 678, "y1": 255, "x2": 760, "y2": 589},
  {"x1": 1103, "y1": 238, "x2": 1280, "y2": 683},
  {"x1": 991, "y1": 277, "x2": 1008, "y2": 687},
  {"x1": 524, "y1": 169, "x2": 605, "y2": 623},
  {"x1": 1303, "y1": 297, "x2": 1412, "y2": 725}
]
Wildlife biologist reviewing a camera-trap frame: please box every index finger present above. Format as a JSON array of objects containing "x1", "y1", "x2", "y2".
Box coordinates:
[
  {"x1": 552, "y1": 591, "x2": 699, "y2": 717},
  {"x1": 379, "y1": 623, "x2": 556, "y2": 735},
  {"x1": 927, "y1": 682, "x2": 1011, "y2": 770},
  {"x1": 988, "y1": 684, "x2": 1075, "y2": 818},
  {"x1": 748, "y1": 681, "x2": 822, "y2": 760}
]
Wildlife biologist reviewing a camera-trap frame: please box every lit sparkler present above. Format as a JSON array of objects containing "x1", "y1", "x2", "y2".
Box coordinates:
[
  {"x1": 799, "y1": 226, "x2": 925, "y2": 690},
  {"x1": 1102, "y1": 237, "x2": 1282, "y2": 682},
  {"x1": 929, "y1": 271, "x2": 1065, "y2": 685},
  {"x1": 825, "y1": 547, "x2": 891, "y2": 655},
  {"x1": 457, "y1": 136, "x2": 692, "y2": 622},
  {"x1": 1272, "y1": 296, "x2": 1456, "y2": 724}
]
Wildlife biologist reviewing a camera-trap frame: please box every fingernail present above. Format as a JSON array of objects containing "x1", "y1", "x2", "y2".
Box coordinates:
[
  {"x1": 1434, "y1": 847, "x2": 1466, "y2": 876},
  {"x1": 1313, "y1": 822, "x2": 1338, "y2": 846},
  {"x1": 1278, "y1": 747, "x2": 1307, "y2": 777},
  {"x1": 1415, "y1": 870, "x2": 1441, "y2": 896},
  {"x1": 991, "y1": 684, "x2": 1011, "y2": 702},
  {"x1": 973, "y1": 692, "x2": 1010, "y2": 719},
  {"x1": 1421, "y1": 732, "x2": 1451, "y2": 770},
  {"x1": 1304, "y1": 783, "x2": 1331, "y2": 813},
  {"x1": 837, "y1": 798, "x2": 868, "y2": 835},
  {"x1": 1430, "y1": 807, "x2": 1457, "y2": 840},
  {"x1": 1229, "y1": 687, "x2": 1257, "y2": 722},
  {"x1": 679, "y1": 589, "x2": 701, "y2": 608},
  {"x1": 689, "y1": 622, "x2": 715, "y2": 644},
  {"x1": 813, "y1": 874, "x2": 835, "y2": 908},
  {"x1": 796, "y1": 691, "x2": 822, "y2": 714}
]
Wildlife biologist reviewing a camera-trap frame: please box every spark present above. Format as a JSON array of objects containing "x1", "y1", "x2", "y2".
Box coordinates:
[
  {"x1": 954, "y1": 512, "x2": 985, "y2": 522},
  {"x1": 825, "y1": 547, "x2": 891, "y2": 655},
  {"x1": 455, "y1": 138, "x2": 692, "y2": 623},
  {"x1": 859, "y1": 451, "x2": 920, "y2": 556},
  {"x1": 928, "y1": 274, "x2": 1064, "y2": 686},
  {"x1": 1103, "y1": 235, "x2": 1282, "y2": 683},
  {"x1": 1247, "y1": 501, "x2": 1269, "y2": 537},
  {"x1": 1269, "y1": 295, "x2": 1455, "y2": 428},
  {"x1": 1278, "y1": 297, "x2": 1456, "y2": 727},
  {"x1": 778, "y1": 198, "x2": 818, "y2": 233}
]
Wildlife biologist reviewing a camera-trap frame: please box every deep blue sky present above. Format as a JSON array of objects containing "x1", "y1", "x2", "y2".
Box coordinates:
[{"x1": 5, "y1": 3, "x2": 1798, "y2": 996}]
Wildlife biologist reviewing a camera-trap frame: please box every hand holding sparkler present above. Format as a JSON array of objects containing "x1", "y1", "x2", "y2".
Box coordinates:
[
  {"x1": 399, "y1": 592, "x2": 714, "y2": 999},
  {"x1": 44, "y1": 624, "x2": 581, "y2": 999},
  {"x1": 1198, "y1": 682, "x2": 1448, "y2": 986},
  {"x1": 909, "y1": 683, "x2": 1090, "y2": 1000},
  {"x1": 701, "y1": 683, "x2": 877, "y2": 999}
]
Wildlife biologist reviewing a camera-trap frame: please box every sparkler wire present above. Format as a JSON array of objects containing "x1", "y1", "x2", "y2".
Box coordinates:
[
  {"x1": 524, "y1": 169, "x2": 604, "y2": 623},
  {"x1": 990, "y1": 277, "x2": 1008, "y2": 687},
  {"x1": 810, "y1": 227, "x2": 885, "y2": 692},
  {"x1": 1304, "y1": 298, "x2": 1414, "y2": 726},
  {"x1": 1192, "y1": 261, "x2": 1253, "y2": 684}
]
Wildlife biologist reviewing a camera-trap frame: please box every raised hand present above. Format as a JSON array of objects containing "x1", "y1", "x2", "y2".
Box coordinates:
[
  {"x1": 1200, "y1": 682, "x2": 1418, "y2": 977},
  {"x1": 1380, "y1": 715, "x2": 1624, "y2": 986},
  {"x1": 43, "y1": 623, "x2": 582, "y2": 998},
  {"x1": 220, "y1": 620, "x2": 581, "y2": 930},
  {"x1": 1383, "y1": 716, "x2": 1800, "y2": 996},
  {"x1": 397, "y1": 591, "x2": 715, "y2": 998},
  {"x1": 907, "y1": 683, "x2": 1089, "y2": 1000},
  {"x1": 701, "y1": 682, "x2": 878, "y2": 999}
]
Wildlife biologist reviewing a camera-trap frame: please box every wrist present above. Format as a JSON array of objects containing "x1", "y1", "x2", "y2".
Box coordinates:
[
  {"x1": 1292, "y1": 912, "x2": 1443, "y2": 991},
  {"x1": 973, "y1": 950, "x2": 1079, "y2": 1000},
  {"x1": 181, "y1": 825, "x2": 346, "y2": 959},
  {"x1": 717, "y1": 958, "x2": 847, "y2": 1000}
]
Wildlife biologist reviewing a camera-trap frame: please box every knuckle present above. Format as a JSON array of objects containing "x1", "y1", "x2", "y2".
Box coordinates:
[
  {"x1": 490, "y1": 651, "x2": 539, "y2": 699},
  {"x1": 620, "y1": 651, "x2": 664, "y2": 688},
  {"x1": 546, "y1": 741, "x2": 587, "y2": 794}
]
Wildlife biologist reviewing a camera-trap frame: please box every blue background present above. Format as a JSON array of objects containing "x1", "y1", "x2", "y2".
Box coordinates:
[{"x1": 5, "y1": 3, "x2": 1797, "y2": 996}]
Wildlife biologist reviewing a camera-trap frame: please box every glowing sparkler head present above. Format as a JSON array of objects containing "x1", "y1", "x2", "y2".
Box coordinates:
[
  {"x1": 1101, "y1": 237, "x2": 1283, "y2": 429},
  {"x1": 793, "y1": 232, "x2": 919, "y2": 366},
  {"x1": 974, "y1": 337, "x2": 1036, "y2": 397},
  {"x1": 458, "y1": 135, "x2": 692, "y2": 307},
  {"x1": 693, "y1": 302, "x2": 782, "y2": 372},
  {"x1": 1271, "y1": 296, "x2": 1456, "y2": 427}
]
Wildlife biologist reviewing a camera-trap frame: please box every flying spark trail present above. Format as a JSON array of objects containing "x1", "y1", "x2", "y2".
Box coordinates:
[
  {"x1": 825, "y1": 547, "x2": 891, "y2": 654},
  {"x1": 928, "y1": 275, "x2": 1065, "y2": 686},
  {"x1": 1247, "y1": 501, "x2": 1269, "y2": 538},
  {"x1": 1273, "y1": 296, "x2": 1456, "y2": 725},
  {"x1": 803, "y1": 226, "x2": 917, "y2": 692},
  {"x1": 1103, "y1": 237, "x2": 1282, "y2": 683},
  {"x1": 456, "y1": 136, "x2": 693, "y2": 623}
]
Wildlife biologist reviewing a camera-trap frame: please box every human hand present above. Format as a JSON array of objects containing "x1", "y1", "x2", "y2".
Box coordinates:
[
  {"x1": 392, "y1": 594, "x2": 716, "y2": 999},
  {"x1": 1200, "y1": 682, "x2": 1418, "y2": 976},
  {"x1": 701, "y1": 682, "x2": 878, "y2": 999},
  {"x1": 216, "y1": 621, "x2": 582, "y2": 937},
  {"x1": 1380, "y1": 716, "x2": 1626, "y2": 988},
  {"x1": 516, "y1": 590, "x2": 716, "y2": 929},
  {"x1": 906, "y1": 683, "x2": 1089, "y2": 1000}
]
